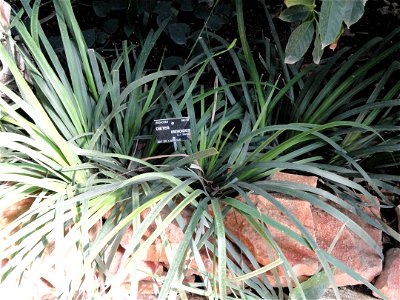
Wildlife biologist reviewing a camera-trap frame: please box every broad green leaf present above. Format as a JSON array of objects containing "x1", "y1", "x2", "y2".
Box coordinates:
[
  {"x1": 319, "y1": 0, "x2": 346, "y2": 48},
  {"x1": 82, "y1": 29, "x2": 96, "y2": 48},
  {"x1": 285, "y1": 21, "x2": 315, "y2": 64},
  {"x1": 180, "y1": 0, "x2": 194, "y2": 11},
  {"x1": 103, "y1": 19, "x2": 119, "y2": 34},
  {"x1": 285, "y1": 0, "x2": 314, "y2": 9},
  {"x1": 279, "y1": 5, "x2": 312, "y2": 22},
  {"x1": 344, "y1": 0, "x2": 365, "y2": 28},
  {"x1": 289, "y1": 270, "x2": 331, "y2": 300},
  {"x1": 312, "y1": 23, "x2": 324, "y2": 64},
  {"x1": 92, "y1": 0, "x2": 110, "y2": 17},
  {"x1": 110, "y1": 0, "x2": 127, "y2": 10},
  {"x1": 208, "y1": 15, "x2": 228, "y2": 30},
  {"x1": 168, "y1": 23, "x2": 191, "y2": 45}
]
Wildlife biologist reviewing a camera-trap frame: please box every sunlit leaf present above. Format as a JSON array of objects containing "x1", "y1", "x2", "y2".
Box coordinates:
[
  {"x1": 279, "y1": 5, "x2": 312, "y2": 22},
  {"x1": 344, "y1": 0, "x2": 365, "y2": 28},
  {"x1": 312, "y1": 23, "x2": 324, "y2": 64},
  {"x1": 289, "y1": 270, "x2": 331, "y2": 300},
  {"x1": 103, "y1": 19, "x2": 119, "y2": 34},
  {"x1": 92, "y1": 1, "x2": 110, "y2": 17},
  {"x1": 285, "y1": 0, "x2": 314, "y2": 9},
  {"x1": 319, "y1": 0, "x2": 346, "y2": 48},
  {"x1": 285, "y1": 21, "x2": 315, "y2": 64},
  {"x1": 168, "y1": 23, "x2": 191, "y2": 45}
]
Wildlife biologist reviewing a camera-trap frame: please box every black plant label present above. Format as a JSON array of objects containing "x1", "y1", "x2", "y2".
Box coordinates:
[{"x1": 154, "y1": 117, "x2": 191, "y2": 143}]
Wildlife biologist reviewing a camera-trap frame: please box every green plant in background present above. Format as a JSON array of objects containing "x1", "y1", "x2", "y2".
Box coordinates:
[
  {"x1": 57, "y1": 0, "x2": 368, "y2": 65},
  {"x1": 90, "y1": 0, "x2": 232, "y2": 47},
  {"x1": 280, "y1": 0, "x2": 367, "y2": 64},
  {"x1": 1, "y1": 0, "x2": 400, "y2": 299}
]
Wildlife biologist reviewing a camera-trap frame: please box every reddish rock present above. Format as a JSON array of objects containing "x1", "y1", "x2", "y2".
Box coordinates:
[
  {"x1": 120, "y1": 225, "x2": 168, "y2": 262},
  {"x1": 0, "y1": 197, "x2": 34, "y2": 233},
  {"x1": 89, "y1": 220, "x2": 102, "y2": 242},
  {"x1": 137, "y1": 295, "x2": 157, "y2": 300},
  {"x1": 108, "y1": 245, "x2": 125, "y2": 275},
  {"x1": 111, "y1": 172, "x2": 384, "y2": 291},
  {"x1": 117, "y1": 205, "x2": 233, "y2": 283},
  {"x1": 188, "y1": 296, "x2": 207, "y2": 300},
  {"x1": 119, "y1": 206, "x2": 190, "y2": 264},
  {"x1": 185, "y1": 248, "x2": 233, "y2": 282},
  {"x1": 272, "y1": 173, "x2": 382, "y2": 286},
  {"x1": 373, "y1": 248, "x2": 400, "y2": 300},
  {"x1": 138, "y1": 281, "x2": 161, "y2": 295},
  {"x1": 220, "y1": 193, "x2": 319, "y2": 285},
  {"x1": 312, "y1": 195, "x2": 382, "y2": 286},
  {"x1": 107, "y1": 245, "x2": 164, "y2": 282},
  {"x1": 0, "y1": 184, "x2": 66, "y2": 282},
  {"x1": 112, "y1": 279, "x2": 162, "y2": 299},
  {"x1": 210, "y1": 172, "x2": 319, "y2": 286},
  {"x1": 271, "y1": 172, "x2": 318, "y2": 188},
  {"x1": 218, "y1": 173, "x2": 383, "y2": 288}
]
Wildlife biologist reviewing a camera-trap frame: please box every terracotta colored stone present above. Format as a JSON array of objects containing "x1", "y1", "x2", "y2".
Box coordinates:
[
  {"x1": 206, "y1": 172, "x2": 320, "y2": 285},
  {"x1": 105, "y1": 247, "x2": 166, "y2": 295},
  {"x1": 108, "y1": 245, "x2": 124, "y2": 275},
  {"x1": 312, "y1": 195, "x2": 382, "y2": 286},
  {"x1": 0, "y1": 186, "x2": 39, "y2": 272},
  {"x1": 220, "y1": 193, "x2": 319, "y2": 285},
  {"x1": 105, "y1": 203, "x2": 192, "y2": 266},
  {"x1": 0, "y1": 197, "x2": 34, "y2": 233},
  {"x1": 373, "y1": 248, "x2": 400, "y2": 300},
  {"x1": 105, "y1": 278, "x2": 163, "y2": 298},
  {"x1": 137, "y1": 295, "x2": 157, "y2": 300},
  {"x1": 138, "y1": 281, "x2": 160, "y2": 295},
  {"x1": 183, "y1": 273, "x2": 196, "y2": 283},
  {"x1": 218, "y1": 173, "x2": 383, "y2": 288},
  {"x1": 89, "y1": 220, "x2": 102, "y2": 242},
  {"x1": 271, "y1": 172, "x2": 318, "y2": 188},
  {"x1": 188, "y1": 296, "x2": 207, "y2": 300},
  {"x1": 112, "y1": 172, "x2": 384, "y2": 291},
  {"x1": 120, "y1": 206, "x2": 191, "y2": 265},
  {"x1": 184, "y1": 249, "x2": 233, "y2": 281},
  {"x1": 120, "y1": 225, "x2": 169, "y2": 262},
  {"x1": 107, "y1": 245, "x2": 164, "y2": 281},
  {"x1": 271, "y1": 173, "x2": 383, "y2": 286}
]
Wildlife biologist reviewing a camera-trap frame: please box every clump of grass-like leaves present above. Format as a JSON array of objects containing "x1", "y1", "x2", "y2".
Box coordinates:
[{"x1": 1, "y1": 1, "x2": 399, "y2": 299}]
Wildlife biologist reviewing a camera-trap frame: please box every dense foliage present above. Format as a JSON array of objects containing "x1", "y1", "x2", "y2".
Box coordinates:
[{"x1": 0, "y1": 0, "x2": 399, "y2": 299}]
